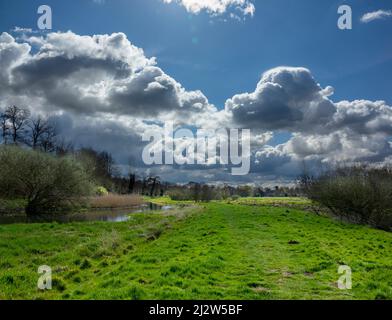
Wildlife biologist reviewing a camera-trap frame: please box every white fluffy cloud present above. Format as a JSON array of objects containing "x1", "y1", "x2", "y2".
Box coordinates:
[
  {"x1": 1, "y1": 32, "x2": 392, "y2": 184},
  {"x1": 162, "y1": 0, "x2": 255, "y2": 18},
  {"x1": 1, "y1": 31, "x2": 216, "y2": 124},
  {"x1": 225, "y1": 67, "x2": 392, "y2": 136},
  {"x1": 361, "y1": 10, "x2": 392, "y2": 23},
  {"x1": 226, "y1": 67, "x2": 392, "y2": 179},
  {"x1": 225, "y1": 67, "x2": 336, "y2": 132}
]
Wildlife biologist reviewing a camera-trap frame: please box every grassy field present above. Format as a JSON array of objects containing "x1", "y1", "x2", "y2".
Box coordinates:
[
  {"x1": 0, "y1": 199, "x2": 391, "y2": 300},
  {"x1": 231, "y1": 197, "x2": 312, "y2": 206}
]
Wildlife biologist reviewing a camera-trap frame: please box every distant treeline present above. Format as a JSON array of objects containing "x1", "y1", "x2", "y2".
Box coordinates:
[{"x1": 166, "y1": 183, "x2": 301, "y2": 202}]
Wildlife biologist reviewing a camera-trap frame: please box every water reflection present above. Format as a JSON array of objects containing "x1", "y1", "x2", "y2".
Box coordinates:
[{"x1": 0, "y1": 203, "x2": 171, "y2": 225}]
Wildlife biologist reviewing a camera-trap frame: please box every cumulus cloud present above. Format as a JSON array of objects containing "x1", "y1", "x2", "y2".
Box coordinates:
[
  {"x1": 0, "y1": 32, "x2": 30, "y2": 83},
  {"x1": 225, "y1": 67, "x2": 336, "y2": 132},
  {"x1": 361, "y1": 10, "x2": 392, "y2": 23},
  {"x1": 1, "y1": 31, "x2": 216, "y2": 123},
  {"x1": 226, "y1": 66, "x2": 392, "y2": 179},
  {"x1": 1, "y1": 31, "x2": 392, "y2": 184},
  {"x1": 162, "y1": 0, "x2": 255, "y2": 18},
  {"x1": 333, "y1": 100, "x2": 392, "y2": 135},
  {"x1": 225, "y1": 67, "x2": 392, "y2": 136}
]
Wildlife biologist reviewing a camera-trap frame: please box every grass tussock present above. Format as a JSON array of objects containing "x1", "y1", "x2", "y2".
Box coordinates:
[{"x1": 89, "y1": 194, "x2": 143, "y2": 209}]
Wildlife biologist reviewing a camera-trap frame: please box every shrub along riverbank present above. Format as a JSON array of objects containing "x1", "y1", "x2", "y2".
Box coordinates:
[
  {"x1": 301, "y1": 165, "x2": 392, "y2": 231},
  {"x1": 0, "y1": 146, "x2": 94, "y2": 215}
]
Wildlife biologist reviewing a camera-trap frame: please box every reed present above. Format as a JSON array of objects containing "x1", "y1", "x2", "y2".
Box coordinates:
[{"x1": 89, "y1": 194, "x2": 143, "y2": 209}]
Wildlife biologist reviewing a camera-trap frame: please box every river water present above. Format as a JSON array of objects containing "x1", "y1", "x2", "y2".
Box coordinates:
[{"x1": 0, "y1": 203, "x2": 173, "y2": 225}]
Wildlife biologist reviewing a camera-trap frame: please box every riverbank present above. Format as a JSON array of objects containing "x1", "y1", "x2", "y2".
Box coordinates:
[{"x1": 0, "y1": 194, "x2": 144, "y2": 216}]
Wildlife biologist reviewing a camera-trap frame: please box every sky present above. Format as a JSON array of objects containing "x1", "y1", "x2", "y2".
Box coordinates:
[{"x1": 0, "y1": 0, "x2": 392, "y2": 185}]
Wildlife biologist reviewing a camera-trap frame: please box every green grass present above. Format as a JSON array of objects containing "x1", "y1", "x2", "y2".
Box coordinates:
[
  {"x1": 144, "y1": 196, "x2": 194, "y2": 206},
  {"x1": 230, "y1": 197, "x2": 313, "y2": 207},
  {"x1": 0, "y1": 200, "x2": 391, "y2": 300}
]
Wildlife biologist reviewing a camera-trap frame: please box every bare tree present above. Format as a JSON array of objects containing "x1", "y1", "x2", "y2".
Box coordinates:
[
  {"x1": 141, "y1": 178, "x2": 147, "y2": 195},
  {"x1": 148, "y1": 176, "x2": 160, "y2": 197},
  {"x1": 27, "y1": 116, "x2": 57, "y2": 150},
  {"x1": 40, "y1": 126, "x2": 58, "y2": 153},
  {"x1": 99, "y1": 151, "x2": 115, "y2": 178},
  {"x1": 128, "y1": 173, "x2": 136, "y2": 194},
  {"x1": 4, "y1": 106, "x2": 30, "y2": 145}
]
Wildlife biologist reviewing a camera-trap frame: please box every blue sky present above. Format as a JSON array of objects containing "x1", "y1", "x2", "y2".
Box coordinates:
[
  {"x1": 1, "y1": 0, "x2": 391, "y2": 107},
  {"x1": 1, "y1": 0, "x2": 392, "y2": 184}
]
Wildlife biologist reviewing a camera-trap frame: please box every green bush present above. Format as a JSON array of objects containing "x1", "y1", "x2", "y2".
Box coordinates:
[
  {"x1": 96, "y1": 186, "x2": 109, "y2": 196},
  {"x1": 301, "y1": 165, "x2": 392, "y2": 231},
  {"x1": 0, "y1": 146, "x2": 94, "y2": 215}
]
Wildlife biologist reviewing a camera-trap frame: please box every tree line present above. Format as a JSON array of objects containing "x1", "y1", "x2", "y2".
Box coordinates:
[{"x1": 1, "y1": 105, "x2": 58, "y2": 152}]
